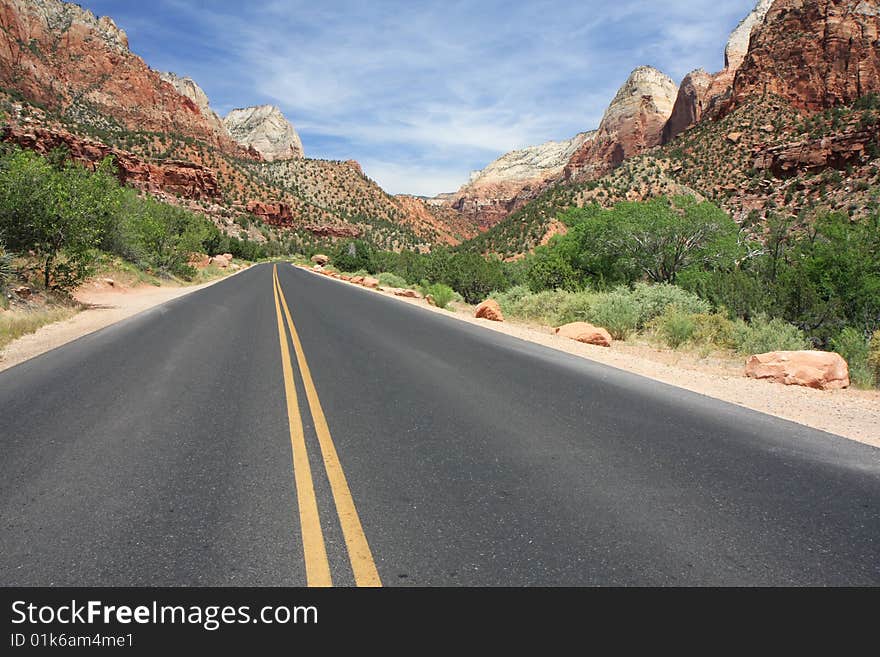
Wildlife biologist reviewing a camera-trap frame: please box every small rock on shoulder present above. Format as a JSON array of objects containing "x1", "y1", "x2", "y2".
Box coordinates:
[
  {"x1": 555, "y1": 322, "x2": 612, "y2": 347},
  {"x1": 474, "y1": 299, "x2": 504, "y2": 322}
]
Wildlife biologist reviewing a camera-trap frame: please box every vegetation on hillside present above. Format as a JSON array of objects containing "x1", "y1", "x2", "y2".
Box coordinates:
[
  {"x1": 0, "y1": 145, "x2": 261, "y2": 292},
  {"x1": 325, "y1": 195, "x2": 879, "y2": 387}
]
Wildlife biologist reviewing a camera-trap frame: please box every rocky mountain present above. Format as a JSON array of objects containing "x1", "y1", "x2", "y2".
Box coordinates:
[
  {"x1": 159, "y1": 72, "x2": 226, "y2": 137},
  {"x1": 661, "y1": 0, "x2": 774, "y2": 143},
  {"x1": 0, "y1": 0, "x2": 476, "y2": 250},
  {"x1": 0, "y1": 0, "x2": 242, "y2": 152},
  {"x1": 564, "y1": 66, "x2": 677, "y2": 181},
  {"x1": 465, "y1": 0, "x2": 880, "y2": 259},
  {"x1": 440, "y1": 65, "x2": 677, "y2": 229},
  {"x1": 443, "y1": 132, "x2": 594, "y2": 229},
  {"x1": 223, "y1": 105, "x2": 304, "y2": 161}
]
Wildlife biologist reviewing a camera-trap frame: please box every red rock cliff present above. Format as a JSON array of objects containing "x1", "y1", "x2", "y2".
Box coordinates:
[{"x1": 730, "y1": 0, "x2": 880, "y2": 113}]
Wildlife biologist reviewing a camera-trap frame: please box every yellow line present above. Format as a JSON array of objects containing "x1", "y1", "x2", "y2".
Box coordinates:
[
  {"x1": 275, "y1": 266, "x2": 383, "y2": 587},
  {"x1": 272, "y1": 265, "x2": 332, "y2": 587}
]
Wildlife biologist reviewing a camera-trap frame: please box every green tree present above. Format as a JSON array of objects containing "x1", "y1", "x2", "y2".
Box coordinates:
[
  {"x1": 0, "y1": 150, "x2": 119, "y2": 290},
  {"x1": 333, "y1": 239, "x2": 375, "y2": 273}
]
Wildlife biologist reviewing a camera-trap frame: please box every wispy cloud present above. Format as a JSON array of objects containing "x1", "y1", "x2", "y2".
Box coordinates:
[{"x1": 79, "y1": 0, "x2": 758, "y2": 196}]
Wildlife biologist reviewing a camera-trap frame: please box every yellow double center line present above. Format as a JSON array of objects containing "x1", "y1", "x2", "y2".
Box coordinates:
[{"x1": 272, "y1": 265, "x2": 381, "y2": 587}]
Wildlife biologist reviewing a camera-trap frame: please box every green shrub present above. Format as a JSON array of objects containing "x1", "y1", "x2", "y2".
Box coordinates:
[
  {"x1": 733, "y1": 315, "x2": 808, "y2": 355},
  {"x1": 631, "y1": 282, "x2": 710, "y2": 327},
  {"x1": 553, "y1": 291, "x2": 600, "y2": 326},
  {"x1": 585, "y1": 289, "x2": 640, "y2": 340},
  {"x1": 526, "y1": 247, "x2": 580, "y2": 292},
  {"x1": 377, "y1": 272, "x2": 408, "y2": 288},
  {"x1": 334, "y1": 240, "x2": 375, "y2": 273},
  {"x1": 492, "y1": 287, "x2": 600, "y2": 326},
  {"x1": 492, "y1": 287, "x2": 570, "y2": 324},
  {"x1": 0, "y1": 242, "x2": 12, "y2": 288},
  {"x1": 691, "y1": 313, "x2": 737, "y2": 349},
  {"x1": 653, "y1": 306, "x2": 697, "y2": 348},
  {"x1": 867, "y1": 330, "x2": 880, "y2": 387},
  {"x1": 832, "y1": 327, "x2": 873, "y2": 388},
  {"x1": 424, "y1": 283, "x2": 455, "y2": 309}
]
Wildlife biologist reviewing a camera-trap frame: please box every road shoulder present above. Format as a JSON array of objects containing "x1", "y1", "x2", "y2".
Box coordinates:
[
  {"x1": 296, "y1": 264, "x2": 880, "y2": 449},
  {"x1": 0, "y1": 268, "x2": 248, "y2": 373}
]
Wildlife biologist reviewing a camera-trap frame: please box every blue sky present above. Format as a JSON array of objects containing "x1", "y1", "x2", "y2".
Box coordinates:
[{"x1": 77, "y1": 0, "x2": 757, "y2": 196}]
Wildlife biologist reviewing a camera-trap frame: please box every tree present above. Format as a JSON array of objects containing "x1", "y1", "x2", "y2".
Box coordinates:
[
  {"x1": 607, "y1": 197, "x2": 740, "y2": 284},
  {"x1": 333, "y1": 239, "x2": 375, "y2": 273},
  {"x1": 547, "y1": 197, "x2": 741, "y2": 288},
  {"x1": 0, "y1": 149, "x2": 119, "y2": 290}
]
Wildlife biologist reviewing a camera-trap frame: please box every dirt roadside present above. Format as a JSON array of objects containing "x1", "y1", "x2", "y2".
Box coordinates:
[
  {"x1": 0, "y1": 270, "x2": 245, "y2": 373},
  {"x1": 299, "y1": 265, "x2": 880, "y2": 448}
]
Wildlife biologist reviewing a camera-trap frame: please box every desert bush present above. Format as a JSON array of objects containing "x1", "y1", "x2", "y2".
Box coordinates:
[
  {"x1": 553, "y1": 291, "x2": 601, "y2": 326},
  {"x1": 424, "y1": 283, "x2": 455, "y2": 309},
  {"x1": 691, "y1": 313, "x2": 737, "y2": 350},
  {"x1": 732, "y1": 315, "x2": 808, "y2": 355},
  {"x1": 630, "y1": 282, "x2": 710, "y2": 327},
  {"x1": 377, "y1": 272, "x2": 408, "y2": 288},
  {"x1": 653, "y1": 306, "x2": 697, "y2": 348},
  {"x1": 585, "y1": 289, "x2": 640, "y2": 340},
  {"x1": 832, "y1": 327, "x2": 874, "y2": 388},
  {"x1": 0, "y1": 241, "x2": 12, "y2": 288},
  {"x1": 867, "y1": 330, "x2": 880, "y2": 387}
]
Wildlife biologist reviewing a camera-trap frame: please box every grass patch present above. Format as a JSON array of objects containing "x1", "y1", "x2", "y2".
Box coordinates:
[
  {"x1": 423, "y1": 283, "x2": 455, "y2": 309},
  {"x1": 0, "y1": 306, "x2": 78, "y2": 350}
]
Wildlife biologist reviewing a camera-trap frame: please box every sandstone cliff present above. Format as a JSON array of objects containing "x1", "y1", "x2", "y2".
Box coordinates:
[
  {"x1": 223, "y1": 105, "x2": 305, "y2": 161},
  {"x1": 730, "y1": 0, "x2": 880, "y2": 113},
  {"x1": 662, "y1": 0, "x2": 774, "y2": 143},
  {"x1": 159, "y1": 72, "x2": 226, "y2": 138},
  {"x1": 0, "y1": 0, "x2": 242, "y2": 152},
  {"x1": 2, "y1": 124, "x2": 221, "y2": 201},
  {"x1": 445, "y1": 132, "x2": 594, "y2": 229},
  {"x1": 565, "y1": 66, "x2": 677, "y2": 180}
]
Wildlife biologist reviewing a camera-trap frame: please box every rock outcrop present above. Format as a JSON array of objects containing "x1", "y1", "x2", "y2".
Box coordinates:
[
  {"x1": 753, "y1": 123, "x2": 880, "y2": 177},
  {"x1": 245, "y1": 200, "x2": 360, "y2": 237},
  {"x1": 0, "y1": 0, "x2": 243, "y2": 152},
  {"x1": 730, "y1": 0, "x2": 880, "y2": 113},
  {"x1": 445, "y1": 132, "x2": 595, "y2": 229},
  {"x1": 661, "y1": 69, "x2": 714, "y2": 144},
  {"x1": 565, "y1": 66, "x2": 677, "y2": 181},
  {"x1": 555, "y1": 322, "x2": 613, "y2": 347},
  {"x1": 1, "y1": 124, "x2": 221, "y2": 200},
  {"x1": 662, "y1": 0, "x2": 774, "y2": 143},
  {"x1": 159, "y1": 72, "x2": 226, "y2": 137},
  {"x1": 745, "y1": 351, "x2": 850, "y2": 390},
  {"x1": 223, "y1": 105, "x2": 304, "y2": 161}
]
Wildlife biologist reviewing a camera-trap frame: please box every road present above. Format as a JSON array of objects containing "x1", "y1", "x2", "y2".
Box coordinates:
[{"x1": 1, "y1": 263, "x2": 878, "y2": 586}]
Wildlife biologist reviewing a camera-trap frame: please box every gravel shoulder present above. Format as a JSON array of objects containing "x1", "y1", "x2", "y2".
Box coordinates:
[
  {"x1": 0, "y1": 271, "x2": 245, "y2": 373},
  {"x1": 298, "y1": 265, "x2": 880, "y2": 449}
]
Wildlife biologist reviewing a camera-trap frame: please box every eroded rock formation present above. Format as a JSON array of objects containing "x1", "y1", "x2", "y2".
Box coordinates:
[
  {"x1": 223, "y1": 105, "x2": 305, "y2": 161},
  {"x1": 731, "y1": 0, "x2": 880, "y2": 113},
  {"x1": 1, "y1": 124, "x2": 221, "y2": 200},
  {"x1": 445, "y1": 132, "x2": 594, "y2": 229},
  {"x1": 564, "y1": 66, "x2": 677, "y2": 181}
]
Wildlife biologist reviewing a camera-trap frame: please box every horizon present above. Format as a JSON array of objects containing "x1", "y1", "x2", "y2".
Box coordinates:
[{"x1": 77, "y1": 0, "x2": 756, "y2": 196}]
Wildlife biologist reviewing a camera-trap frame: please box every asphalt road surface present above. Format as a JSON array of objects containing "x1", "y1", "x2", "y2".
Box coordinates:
[{"x1": 1, "y1": 263, "x2": 878, "y2": 586}]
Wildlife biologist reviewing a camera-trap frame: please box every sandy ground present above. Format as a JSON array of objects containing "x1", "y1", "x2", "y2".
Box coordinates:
[
  {"x1": 0, "y1": 272, "x2": 241, "y2": 373},
  {"x1": 300, "y1": 266, "x2": 880, "y2": 448}
]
